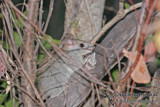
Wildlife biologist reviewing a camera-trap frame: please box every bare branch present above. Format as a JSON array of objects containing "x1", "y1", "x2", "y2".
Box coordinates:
[
  {"x1": 43, "y1": 0, "x2": 54, "y2": 33},
  {"x1": 91, "y1": 2, "x2": 142, "y2": 45}
]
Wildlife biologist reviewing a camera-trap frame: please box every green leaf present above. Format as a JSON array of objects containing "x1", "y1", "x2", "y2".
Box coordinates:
[
  {"x1": 2, "y1": 41, "x2": 10, "y2": 50},
  {"x1": 37, "y1": 54, "x2": 45, "y2": 64},
  {"x1": 13, "y1": 32, "x2": 22, "y2": 47},
  {"x1": 15, "y1": 19, "x2": 24, "y2": 28},
  {"x1": 141, "y1": 101, "x2": 147, "y2": 107},
  {"x1": 1, "y1": 31, "x2": 22, "y2": 50},
  {"x1": 145, "y1": 83, "x2": 151, "y2": 87},
  {"x1": 11, "y1": 8, "x2": 16, "y2": 19},
  {"x1": 0, "y1": 105, "x2": 5, "y2": 107},
  {"x1": 4, "y1": 99, "x2": 19, "y2": 107},
  {"x1": 23, "y1": 11, "x2": 27, "y2": 16},
  {"x1": 0, "y1": 94, "x2": 8, "y2": 105},
  {"x1": 112, "y1": 70, "x2": 119, "y2": 82},
  {"x1": 155, "y1": 58, "x2": 160, "y2": 66},
  {"x1": 5, "y1": 100, "x2": 12, "y2": 107},
  {"x1": 11, "y1": 8, "x2": 25, "y2": 28},
  {"x1": 42, "y1": 34, "x2": 60, "y2": 50},
  {"x1": 45, "y1": 34, "x2": 60, "y2": 45},
  {"x1": 0, "y1": 13, "x2": 2, "y2": 19},
  {"x1": 1, "y1": 82, "x2": 7, "y2": 88},
  {"x1": 124, "y1": 3, "x2": 131, "y2": 8}
]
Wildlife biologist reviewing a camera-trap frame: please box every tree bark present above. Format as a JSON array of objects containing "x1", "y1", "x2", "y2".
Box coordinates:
[
  {"x1": 43, "y1": 0, "x2": 105, "y2": 106},
  {"x1": 21, "y1": 0, "x2": 39, "y2": 106},
  {"x1": 64, "y1": 0, "x2": 105, "y2": 41}
]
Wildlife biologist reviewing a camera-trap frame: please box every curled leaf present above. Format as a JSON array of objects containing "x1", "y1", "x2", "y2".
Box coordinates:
[{"x1": 123, "y1": 49, "x2": 151, "y2": 84}]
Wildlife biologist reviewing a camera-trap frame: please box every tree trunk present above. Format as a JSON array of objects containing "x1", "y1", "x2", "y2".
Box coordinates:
[
  {"x1": 42, "y1": 0, "x2": 105, "y2": 107},
  {"x1": 21, "y1": 0, "x2": 39, "y2": 106},
  {"x1": 64, "y1": 0, "x2": 105, "y2": 41}
]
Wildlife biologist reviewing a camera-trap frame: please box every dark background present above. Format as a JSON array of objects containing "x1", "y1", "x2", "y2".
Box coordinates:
[{"x1": 7, "y1": 0, "x2": 142, "y2": 40}]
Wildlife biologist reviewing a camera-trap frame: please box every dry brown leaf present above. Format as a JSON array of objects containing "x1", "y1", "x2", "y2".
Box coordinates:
[
  {"x1": 123, "y1": 49, "x2": 151, "y2": 84},
  {"x1": 6, "y1": 73, "x2": 11, "y2": 94},
  {"x1": 155, "y1": 0, "x2": 160, "y2": 11},
  {"x1": 144, "y1": 40, "x2": 156, "y2": 62}
]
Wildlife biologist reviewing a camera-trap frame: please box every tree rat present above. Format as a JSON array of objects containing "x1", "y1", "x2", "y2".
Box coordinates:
[{"x1": 39, "y1": 33, "x2": 96, "y2": 99}]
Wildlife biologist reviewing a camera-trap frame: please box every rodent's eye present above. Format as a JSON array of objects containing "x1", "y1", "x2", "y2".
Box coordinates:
[
  {"x1": 79, "y1": 43, "x2": 84, "y2": 48},
  {"x1": 82, "y1": 55, "x2": 86, "y2": 58}
]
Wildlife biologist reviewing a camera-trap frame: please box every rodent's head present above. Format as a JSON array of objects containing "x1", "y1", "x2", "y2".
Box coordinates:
[{"x1": 60, "y1": 33, "x2": 94, "y2": 55}]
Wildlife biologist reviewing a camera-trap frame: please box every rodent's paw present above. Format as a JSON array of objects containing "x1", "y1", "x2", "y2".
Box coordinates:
[{"x1": 84, "y1": 52, "x2": 96, "y2": 70}]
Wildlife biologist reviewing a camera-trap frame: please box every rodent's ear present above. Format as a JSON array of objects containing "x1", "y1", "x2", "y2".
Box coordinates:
[
  {"x1": 65, "y1": 33, "x2": 75, "y2": 39},
  {"x1": 60, "y1": 37, "x2": 75, "y2": 51},
  {"x1": 65, "y1": 39, "x2": 74, "y2": 46}
]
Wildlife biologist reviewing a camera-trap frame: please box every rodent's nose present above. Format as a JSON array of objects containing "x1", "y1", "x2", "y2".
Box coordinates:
[{"x1": 88, "y1": 46, "x2": 95, "y2": 51}]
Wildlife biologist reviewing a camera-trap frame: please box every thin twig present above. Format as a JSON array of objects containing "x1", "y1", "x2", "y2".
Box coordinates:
[
  {"x1": 43, "y1": 0, "x2": 54, "y2": 33},
  {"x1": 35, "y1": 0, "x2": 43, "y2": 54},
  {"x1": 12, "y1": 49, "x2": 45, "y2": 106},
  {"x1": 84, "y1": 0, "x2": 96, "y2": 36},
  {"x1": 21, "y1": 0, "x2": 26, "y2": 12},
  {"x1": 3, "y1": 1, "x2": 46, "y2": 106},
  {"x1": 39, "y1": 0, "x2": 43, "y2": 30},
  {"x1": 15, "y1": 12, "x2": 52, "y2": 58},
  {"x1": 103, "y1": 49, "x2": 115, "y2": 90},
  {"x1": 91, "y1": 83, "x2": 95, "y2": 107},
  {"x1": 111, "y1": 40, "x2": 121, "y2": 78},
  {"x1": 2, "y1": 5, "x2": 17, "y2": 53},
  {"x1": 95, "y1": 84, "x2": 101, "y2": 106},
  {"x1": 91, "y1": 2, "x2": 142, "y2": 45},
  {"x1": 6, "y1": 0, "x2": 113, "y2": 91},
  {"x1": 12, "y1": 82, "x2": 42, "y2": 106},
  {"x1": 120, "y1": 2, "x2": 146, "y2": 83}
]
